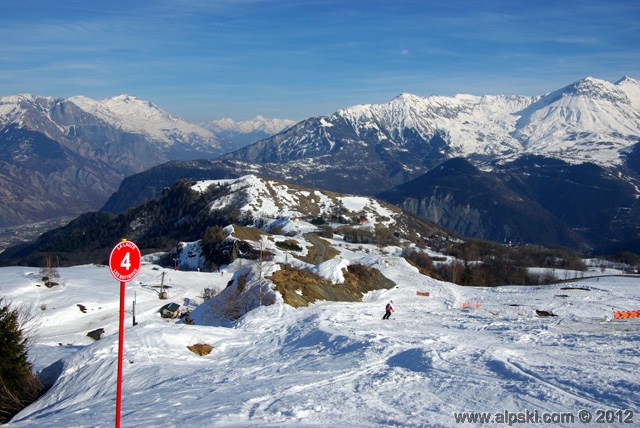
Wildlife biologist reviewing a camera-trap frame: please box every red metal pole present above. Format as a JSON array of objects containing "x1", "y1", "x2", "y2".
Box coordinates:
[{"x1": 115, "y1": 281, "x2": 125, "y2": 428}]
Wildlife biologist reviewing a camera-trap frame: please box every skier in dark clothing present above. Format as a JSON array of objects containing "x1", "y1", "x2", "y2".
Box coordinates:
[{"x1": 382, "y1": 300, "x2": 394, "y2": 319}]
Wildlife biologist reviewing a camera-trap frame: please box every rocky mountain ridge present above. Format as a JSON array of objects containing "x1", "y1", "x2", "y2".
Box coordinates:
[
  {"x1": 101, "y1": 75, "x2": 640, "y2": 252},
  {"x1": 224, "y1": 76, "x2": 640, "y2": 175},
  {"x1": 0, "y1": 174, "x2": 449, "y2": 266},
  {"x1": 0, "y1": 94, "x2": 277, "y2": 230},
  {"x1": 0, "y1": 94, "x2": 223, "y2": 171},
  {"x1": 379, "y1": 154, "x2": 640, "y2": 252}
]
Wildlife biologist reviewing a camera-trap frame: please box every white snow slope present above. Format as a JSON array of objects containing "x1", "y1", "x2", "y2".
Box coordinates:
[{"x1": 3, "y1": 239, "x2": 639, "y2": 427}]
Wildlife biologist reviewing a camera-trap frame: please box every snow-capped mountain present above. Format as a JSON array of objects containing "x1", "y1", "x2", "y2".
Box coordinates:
[
  {"x1": 205, "y1": 115, "x2": 296, "y2": 137},
  {"x1": 617, "y1": 76, "x2": 640, "y2": 110},
  {"x1": 225, "y1": 76, "x2": 640, "y2": 175},
  {"x1": 515, "y1": 77, "x2": 640, "y2": 163},
  {"x1": 69, "y1": 94, "x2": 220, "y2": 151},
  {"x1": 202, "y1": 115, "x2": 296, "y2": 153},
  {"x1": 0, "y1": 94, "x2": 223, "y2": 229},
  {"x1": 337, "y1": 92, "x2": 533, "y2": 160},
  {"x1": 201, "y1": 77, "x2": 638, "y2": 251},
  {"x1": 3, "y1": 77, "x2": 640, "y2": 250},
  {"x1": 0, "y1": 94, "x2": 222, "y2": 163},
  {"x1": 343, "y1": 76, "x2": 640, "y2": 165}
]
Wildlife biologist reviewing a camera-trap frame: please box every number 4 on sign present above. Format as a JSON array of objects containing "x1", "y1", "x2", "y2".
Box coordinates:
[{"x1": 121, "y1": 252, "x2": 131, "y2": 271}]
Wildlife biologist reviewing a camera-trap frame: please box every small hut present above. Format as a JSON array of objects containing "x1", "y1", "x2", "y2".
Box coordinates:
[{"x1": 160, "y1": 303, "x2": 181, "y2": 319}]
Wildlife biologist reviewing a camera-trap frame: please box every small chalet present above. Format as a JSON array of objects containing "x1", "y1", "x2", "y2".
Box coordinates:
[{"x1": 160, "y1": 303, "x2": 181, "y2": 319}]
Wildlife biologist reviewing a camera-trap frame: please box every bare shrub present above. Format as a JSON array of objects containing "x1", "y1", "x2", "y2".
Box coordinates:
[
  {"x1": 319, "y1": 225, "x2": 333, "y2": 239},
  {"x1": 338, "y1": 226, "x2": 375, "y2": 244},
  {"x1": 275, "y1": 240, "x2": 303, "y2": 252},
  {"x1": 374, "y1": 224, "x2": 399, "y2": 247},
  {"x1": 39, "y1": 255, "x2": 60, "y2": 288},
  {"x1": 402, "y1": 249, "x2": 433, "y2": 271}
]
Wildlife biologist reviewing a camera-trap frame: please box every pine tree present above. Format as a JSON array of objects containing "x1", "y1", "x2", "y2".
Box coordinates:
[{"x1": 0, "y1": 299, "x2": 42, "y2": 423}]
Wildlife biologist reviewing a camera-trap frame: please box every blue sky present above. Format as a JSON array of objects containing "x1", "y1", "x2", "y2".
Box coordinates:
[{"x1": 1, "y1": 0, "x2": 639, "y2": 122}]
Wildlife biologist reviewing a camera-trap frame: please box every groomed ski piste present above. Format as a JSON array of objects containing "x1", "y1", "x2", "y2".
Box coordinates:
[{"x1": 2, "y1": 237, "x2": 639, "y2": 427}]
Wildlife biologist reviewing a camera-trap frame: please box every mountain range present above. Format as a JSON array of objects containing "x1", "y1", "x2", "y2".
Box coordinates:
[
  {"x1": 100, "y1": 76, "x2": 640, "y2": 252},
  {"x1": 0, "y1": 95, "x2": 293, "y2": 229},
  {"x1": 221, "y1": 76, "x2": 640, "y2": 194},
  {"x1": 0, "y1": 94, "x2": 222, "y2": 172},
  {"x1": 2, "y1": 76, "x2": 640, "y2": 253}
]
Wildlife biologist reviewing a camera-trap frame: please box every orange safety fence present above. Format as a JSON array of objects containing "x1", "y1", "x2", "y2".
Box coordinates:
[
  {"x1": 416, "y1": 291, "x2": 430, "y2": 297},
  {"x1": 461, "y1": 301, "x2": 480, "y2": 309},
  {"x1": 614, "y1": 310, "x2": 640, "y2": 319}
]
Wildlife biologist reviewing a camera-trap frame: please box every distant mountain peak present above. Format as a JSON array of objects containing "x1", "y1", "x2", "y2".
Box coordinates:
[
  {"x1": 615, "y1": 75, "x2": 640, "y2": 110},
  {"x1": 392, "y1": 93, "x2": 423, "y2": 103},
  {"x1": 557, "y1": 76, "x2": 630, "y2": 104},
  {"x1": 103, "y1": 94, "x2": 158, "y2": 110},
  {"x1": 616, "y1": 75, "x2": 639, "y2": 85},
  {"x1": 512, "y1": 76, "x2": 639, "y2": 158},
  {"x1": 67, "y1": 94, "x2": 218, "y2": 146},
  {"x1": 110, "y1": 94, "x2": 138, "y2": 101},
  {"x1": 11, "y1": 93, "x2": 41, "y2": 103},
  {"x1": 202, "y1": 115, "x2": 296, "y2": 153},
  {"x1": 565, "y1": 76, "x2": 611, "y2": 90},
  {"x1": 204, "y1": 115, "x2": 295, "y2": 134}
]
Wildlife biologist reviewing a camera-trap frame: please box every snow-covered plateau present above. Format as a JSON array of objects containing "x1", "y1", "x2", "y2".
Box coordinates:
[{"x1": 3, "y1": 236, "x2": 639, "y2": 427}]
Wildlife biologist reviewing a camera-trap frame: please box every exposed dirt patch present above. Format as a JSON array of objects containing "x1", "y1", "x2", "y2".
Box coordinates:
[
  {"x1": 260, "y1": 177, "x2": 343, "y2": 217},
  {"x1": 230, "y1": 225, "x2": 267, "y2": 241},
  {"x1": 270, "y1": 263, "x2": 395, "y2": 308},
  {"x1": 187, "y1": 343, "x2": 214, "y2": 356},
  {"x1": 296, "y1": 233, "x2": 340, "y2": 265}
]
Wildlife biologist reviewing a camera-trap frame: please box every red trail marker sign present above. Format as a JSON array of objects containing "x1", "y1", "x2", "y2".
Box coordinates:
[
  {"x1": 110, "y1": 240, "x2": 141, "y2": 282},
  {"x1": 109, "y1": 239, "x2": 141, "y2": 428}
]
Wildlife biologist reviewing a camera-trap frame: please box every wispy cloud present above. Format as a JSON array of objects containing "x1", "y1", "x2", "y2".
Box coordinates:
[{"x1": 1, "y1": 0, "x2": 638, "y2": 119}]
